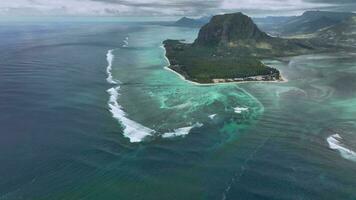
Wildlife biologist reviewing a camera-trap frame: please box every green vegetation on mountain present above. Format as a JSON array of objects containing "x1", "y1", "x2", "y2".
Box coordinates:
[
  {"x1": 164, "y1": 12, "x2": 327, "y2": 83},
  {"x1": 281, "y1": 11, "x2": 355, "y2": 36},
  {"x1": 164, "y1": 39, "x2": 279, "y2": 83},
  {"x1": 316, "y1": 16, "x2": 356, "y2": 47},
  {"x1": 254, "y1": 11, "x2": 356, "y2": 37},
  {"x1": 253, "y1": 16, "x2": 295, "y2": 36}
]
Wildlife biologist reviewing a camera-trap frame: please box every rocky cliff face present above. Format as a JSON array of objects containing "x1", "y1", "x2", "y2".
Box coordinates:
[{"x1": 194, "y1": 12, "x2": 270, "y2": 46}]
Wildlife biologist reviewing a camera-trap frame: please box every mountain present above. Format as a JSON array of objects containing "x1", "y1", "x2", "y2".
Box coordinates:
[
  {"x1": 316, "y1": 16, "x2": 356, "y2": 46},
  {"x1": 174, "y1": 17, "x2": 203, "y2": 27},
  {"x1": 173, "y1": 16, "x2": 211, "y2": 27},
  {"x1": 163, "y1": 11, "x2": 354, "y2": 83},
  {"x1": 163, "y1": 12, "x2": 318, "y2": 83},
  {"x1": 191, "y1": 12, "x2": 319, "y2": 57},
  {"x1": 280, "y1": 11, "x2": 356, "y2": 36},
  {"x1": 253, "y1": 16, "x2": 296, "y2": 35},
  {"x1": 194, "y1": 12, "x2": 270, "y2": 46},
  {"x1": 253, "y1": 16, "x2": 295, "y2": 25}
]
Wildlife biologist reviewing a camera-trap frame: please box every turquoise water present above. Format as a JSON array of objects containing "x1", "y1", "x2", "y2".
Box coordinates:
[{"x1": 0, "y1": 20, "x2": 355, "y2": 199}]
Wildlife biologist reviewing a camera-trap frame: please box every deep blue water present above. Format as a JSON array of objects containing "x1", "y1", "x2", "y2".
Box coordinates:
[{"x1": 0, "y1": 20, "x2": 356, "y2": 200}]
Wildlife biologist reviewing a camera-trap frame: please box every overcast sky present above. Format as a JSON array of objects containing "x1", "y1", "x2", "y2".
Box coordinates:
[{"x1": 0, "y1": 0, "x2": 355, "y2": 17}]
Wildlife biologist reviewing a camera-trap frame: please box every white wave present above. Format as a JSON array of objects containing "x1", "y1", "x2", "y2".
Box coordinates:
[
  {"x1": 122, "y1": 36, "x2": 129, "y2": 47},
  {"x1": 160, "y1": 45, "x2": 170, "y2": 64},
  {"x1": 106, "y1": 50, "x2": 118, "y2": 84},
  {"x1": 327, "y1": 134, "x2": 356, "y2": 162},
  {"x1": 162, "y1": 123, "x2": 203, "y2": 138},
  {"x1": 209, "y1": 114, "x2": 217, "y2": 120},
  {"x1": 105, "y1": 49, "x2": 153, "y2": 143},
  {"x1": 107, "y1": 87, "x2": 154, "y2": 143},
  {"x1": 234, "y1": 107, "x2": 249, "y2": 114},
  {"x1": 105, "y1": 46, "x2": 202, "y2": 142}
]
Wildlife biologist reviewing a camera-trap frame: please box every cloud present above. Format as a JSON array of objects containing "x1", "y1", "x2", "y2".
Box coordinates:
[
  {"x1": 89, "y1": 0, "x2": 222, "y2": 15},
  {"x1": 219, "y1": 0, "x2": 333, "y2": 16},
  {"x1": 0, "y1": 0, "x2": 132, "y2": 16},
  {"x1": 305, "y1": 0, "x2": 355, "y2": 3},
  {"x1": 0, "y1": 0, "x2": 354, "y2": 16}
]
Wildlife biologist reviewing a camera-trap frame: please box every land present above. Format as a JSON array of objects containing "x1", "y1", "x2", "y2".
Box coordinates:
[
  {"x1": 254, "y1": 11, "x2": 356, "y2": 37},
  {"x1": 163, "y1": 39, "x2": 281, "y2": 83},
  {"x1": 171, "y1": 16, "x2": 211, "y2": 28},
  {"x1": 164, "y1": 11, "x2": 355, "y2": 84}
]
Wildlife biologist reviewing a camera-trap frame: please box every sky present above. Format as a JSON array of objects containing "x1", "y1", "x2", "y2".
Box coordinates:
[{"x1": 0, "y1": 0, "x2": 355, "y2": 17}]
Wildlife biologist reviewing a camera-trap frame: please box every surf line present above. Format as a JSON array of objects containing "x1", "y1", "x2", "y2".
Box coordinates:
[
  {"x1": 105, "y1": 47, "x2": 202, "y2": 143},
  {"x1": 327, "y1": 134, "x2": 356, "y2": 162},
  {"x1": 105, "y1": 47, "x2": 155, "y2": 143}
]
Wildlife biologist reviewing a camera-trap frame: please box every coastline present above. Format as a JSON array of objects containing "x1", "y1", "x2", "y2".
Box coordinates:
[{"x1": 161, "y1": 45, "x2": 288, "y2": 86}]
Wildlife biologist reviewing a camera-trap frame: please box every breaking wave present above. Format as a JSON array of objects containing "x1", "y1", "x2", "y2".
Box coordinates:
[
  {"x1": 234, "y1": 107, "x2": 249, "y2": 114},
  {"x1": 107, "y1": 86, "x2": 155, "y2": 143},
  {"x1": 122, "y1": 36, "x2": 129, "y2": 48},
  {"x1": 327, "y1": 134, "x2": 356, "y2": 162},
  {"x1": 106, "y1": 50, "x2": 117, "y2": 84},
  {"x1": 209, "y1": 114, "x2": 217, "y2": 120},
  {"x1": 106, "y1": 48, "x2": 154, "y2": 143},
  {"x1": 162, "y1": 123, "x2": 203, "y2": 138},
  {"x1": 105, "y1": 47, "x2": 202, "y2": 142}
]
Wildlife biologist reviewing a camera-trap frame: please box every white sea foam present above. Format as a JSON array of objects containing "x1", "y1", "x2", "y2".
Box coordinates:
[
  {"x1": 105, "y1": 49, "x2": 154, "y2": 143},
  {"x1": 327, "y1": 134, "x2": 356, "y2": 162},
  {"x1": 106, "y1": 50, "x2": 117, "y2": 84},
  {"x1": 162, "y1": 123, "x2": 203, "y2": 138},
  {"x1": 209, "y1": 114, "x2": 217, "y2": 120},
  {"x1": 234, "y1": 107, "x2": 249, "y2": 114},
  {"x1": 107, "y1": 87, "x2": 154, "y2": 143},
  {"x1": 122, "y1": 36, "x2": 129, "y2": 47},
  {"x1": 105, "y1": 45, "x2": 203, "y2": 142}
]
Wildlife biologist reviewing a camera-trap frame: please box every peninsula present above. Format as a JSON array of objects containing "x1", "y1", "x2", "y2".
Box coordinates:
[{"x1": 163, "y1": 12, "x2": 327, "y2": 84}]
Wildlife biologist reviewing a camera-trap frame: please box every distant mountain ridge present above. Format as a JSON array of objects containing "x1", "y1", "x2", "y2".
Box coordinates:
[
  {"x1": 253, "y1": 16, "x2": 296, "y2": 35},
  {"x1": 316, "y1": 16, "x2": 356, "y2": 46},
  {"x1": 173, "y1": 16, "x2": 211, "y2": 27},
  {"x1": 254, "y1": 11, "x2": 356, "y2": 36},
  {"x1": 281, "y1": 11, "x2": 356, "y2": 35}
]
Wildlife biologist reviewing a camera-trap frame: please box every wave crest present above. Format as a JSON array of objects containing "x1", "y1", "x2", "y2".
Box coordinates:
[
  {"x1": 106, "y1": 50, "x2": 118, "y2": 84},
  {"x1": 162, "y1": 123, "x2": 203, "y2": 138},
  {"x1": 327, "y1": 134, "x2": 356, "y2": 162},
  {"x1": 106, "y1": 49, "x2": 154, "y2": 143},
  {"x1": 105, "y1": 47, "x2": 203, "y2": 142}
]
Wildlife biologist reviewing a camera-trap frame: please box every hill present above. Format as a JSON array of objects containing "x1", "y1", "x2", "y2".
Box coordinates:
[
  {"x1": 194, "y1": 13, "x2": 270, "y2": 46},
  {"x1": 192, "y1": 13, "x2": 320, "y2": 58},
  {"x1": 253, "y1": 11, "x2": 356, "y2": 37},
  {"x1": 163, "y1": 12, "x2": 322, "y2": 83},
  {"x1": 172, "y1": 16, "x2": 211, "y2": 27},
  {"x1": 316, "y1": 16, "x2": 356, "y2": 47},
  {"x1": 253, "y1": 16, "x2": 296, "y2": 36},
  {"x1": 280, "y1": 11, "x2": 356, "y2": 36}
]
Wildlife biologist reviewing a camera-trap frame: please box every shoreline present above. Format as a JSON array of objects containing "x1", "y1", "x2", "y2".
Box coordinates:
[{"x1": 161, "y1": 45, "x2": 288, "y2": 86}]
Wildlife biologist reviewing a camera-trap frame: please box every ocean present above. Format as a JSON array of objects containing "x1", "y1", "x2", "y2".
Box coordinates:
[{"x1": 0, "y1": 18, "x2": 355, "y2": 200}]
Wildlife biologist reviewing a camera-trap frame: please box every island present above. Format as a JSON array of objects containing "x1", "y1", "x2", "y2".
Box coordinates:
[
  {"x1": 172, "y1": 16, "x2": 211, "y2": 28},
  {"x1": 163, "y1": 12, "x2": 333, "y2": 84}
]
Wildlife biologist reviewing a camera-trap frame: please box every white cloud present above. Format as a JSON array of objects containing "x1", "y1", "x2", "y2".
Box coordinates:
[
  {"x1": 222, "y1": 0, "x2": 330, "y2": 10},
  {"x1": 0, "y1": 0, "x2": 132, "y2": 16},
  {"x1": 0, "y1": 0, "x2": 347, "y2": 16},
  {"x1": 220, "y1": 0, "x2": 334, "y2": 16}
]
